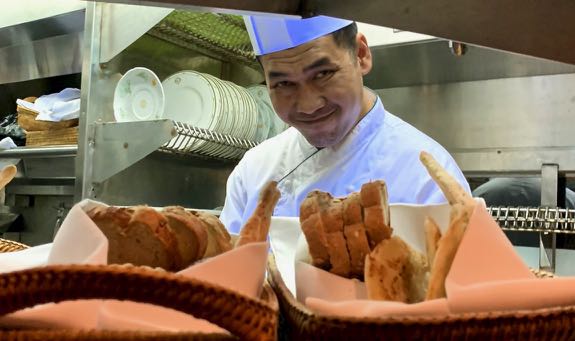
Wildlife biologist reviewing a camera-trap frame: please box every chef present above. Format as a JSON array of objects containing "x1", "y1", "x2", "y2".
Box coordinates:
[{"x1": 221, "y1": 15, "x2": 470, "y2": 233}]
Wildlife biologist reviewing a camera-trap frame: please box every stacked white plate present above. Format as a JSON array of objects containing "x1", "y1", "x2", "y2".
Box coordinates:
[
  {"x1": 246, "y1": 85, "x2": 290, "y2": 141},
  {"x1": 162, "y1": 71, "x2": 259, "y2": 158}
]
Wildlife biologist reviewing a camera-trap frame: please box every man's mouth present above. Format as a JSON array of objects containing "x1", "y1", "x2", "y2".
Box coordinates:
[{"x1": 299, "y1": 108, "x2": 336, "y2": 123}]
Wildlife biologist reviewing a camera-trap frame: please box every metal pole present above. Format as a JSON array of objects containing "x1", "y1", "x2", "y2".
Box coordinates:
[{"x1": 540, "y1": 164, "x2": 558, "y2": 272}]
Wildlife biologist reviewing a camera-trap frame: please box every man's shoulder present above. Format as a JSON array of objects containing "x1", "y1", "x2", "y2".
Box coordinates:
[{"x1": 381, "y1": 111, "x2": 450, "y2": 156}]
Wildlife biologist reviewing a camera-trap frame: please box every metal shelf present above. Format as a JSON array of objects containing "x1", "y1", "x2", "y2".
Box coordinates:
[
  {"x1": 0, "y1": 146, "x2": 77, "y2": 159},
  {"x1": 488, "y1": 206, "x2": 575, "y2": 234},
  {"x1": 160, "y1": 121, "x2": 258, "y2": 161}
]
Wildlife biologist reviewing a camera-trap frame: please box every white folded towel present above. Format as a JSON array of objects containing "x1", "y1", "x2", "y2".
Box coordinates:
[{"x1": 16, "y1": 88, "x2": 81, "y2": 122}]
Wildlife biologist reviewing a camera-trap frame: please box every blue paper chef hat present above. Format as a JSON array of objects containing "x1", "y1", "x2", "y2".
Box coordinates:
[{"x1": 244, "y1": 15, "x2": 353, "y2": 56}]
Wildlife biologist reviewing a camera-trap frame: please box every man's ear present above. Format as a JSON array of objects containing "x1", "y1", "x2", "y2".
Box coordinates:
[{"x1": 356, "y1": 33, "x2": 372, "y2": 76}]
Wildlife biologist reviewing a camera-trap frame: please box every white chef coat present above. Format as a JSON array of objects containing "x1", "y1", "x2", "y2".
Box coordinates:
[{"x1": 221, "y1": 95, "x2": 470, "y2": 234}]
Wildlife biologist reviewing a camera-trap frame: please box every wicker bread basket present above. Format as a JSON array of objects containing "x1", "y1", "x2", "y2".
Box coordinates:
[
  {"x1": 0, "y1": 239, "x2": 279, "y2": 341},
  {"x1": 25, "y1": 127, "x2": 78, "y2": 146},
  {"x1": 267, "y1": 255, "x2": 575, "y2": 341},
  {"x1": 0, "y1": 238, "x2": 28, "y2": 253},
  {"x1": 17, "y1": 97, "x2": 79, "y2": 132}
]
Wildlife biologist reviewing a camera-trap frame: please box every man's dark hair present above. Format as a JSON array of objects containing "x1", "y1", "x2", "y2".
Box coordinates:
[{"x1": 330, "y1": 22, "x2": 358, "y2": 53}]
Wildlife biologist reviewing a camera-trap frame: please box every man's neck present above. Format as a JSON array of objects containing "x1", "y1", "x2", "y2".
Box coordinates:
[{"x1": 357, "y1": 87, "x2": 377, "y2": 124}]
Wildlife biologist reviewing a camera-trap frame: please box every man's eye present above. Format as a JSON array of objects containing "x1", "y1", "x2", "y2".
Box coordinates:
[
  {"x1": 274, "y1": 81, "x2": 293, "y2": 89},
  {"x1": 315, "y1": 70, "x2": 335, "y2": 80}
]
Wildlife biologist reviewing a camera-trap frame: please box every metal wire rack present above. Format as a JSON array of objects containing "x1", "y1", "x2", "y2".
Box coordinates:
[
  {"x1": 160, "y1": 121, "x2": 258, "y2": 161},
  {"x1": 148, "y1": 11, "x2": 257, "y2": 68},
  {"x1": 487, "y1": 206, "x2": 575, "y2": 234}
]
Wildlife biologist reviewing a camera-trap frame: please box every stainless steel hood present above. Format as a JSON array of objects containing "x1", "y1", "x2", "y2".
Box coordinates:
[
  {"x1": 0, "y1": 9, "x2": 85, "y2": 85},
  {"x1": 96, "y1": 0, "x2": 575, "y2": 66}
]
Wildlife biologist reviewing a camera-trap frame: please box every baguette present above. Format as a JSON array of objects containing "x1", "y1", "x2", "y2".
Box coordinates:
[
  {"x1": 424, "y1": 216, "x2": 442, "y2": 267},
  {"x1": 236, "y1": 181, "x2": 281, "y2": 247},
  {"x1": 420, "y1": 151, "x2": 475, "y2": 300}
]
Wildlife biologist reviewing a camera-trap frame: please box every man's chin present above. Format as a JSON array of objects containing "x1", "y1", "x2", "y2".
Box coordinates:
[{"x1": 303, "y1": 133, "x2": 342, "y2": 148}]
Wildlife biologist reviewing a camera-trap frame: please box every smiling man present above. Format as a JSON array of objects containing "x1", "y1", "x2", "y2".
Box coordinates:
[{"x1": 220, "y1": 15, "x2": 470, "y2": 234}]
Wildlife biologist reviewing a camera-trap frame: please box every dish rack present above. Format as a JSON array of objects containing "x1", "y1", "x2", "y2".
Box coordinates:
[
  {"x1": 487, "y1": 206, "x2": 575, "y2": 234},
  {"x1": 148, "y1": 11, "x2": 257, "y2": 68},
  {"x1": 160, "y1": 120, "x2": 259, "y2": 161}
]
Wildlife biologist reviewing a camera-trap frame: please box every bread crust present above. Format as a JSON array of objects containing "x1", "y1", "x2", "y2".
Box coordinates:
[
  {"x1": 191, "y1": 210, "x2": 232, "y2": 258},
  {"x1": 300, "y1": 212, "x2": 330, "y2": 268},
  {"x1": 343, "y1": 223, "x2": 370, "y2": 278},
  {"x1": 162, "y1": 206, "x2": 208, "y2": 266},
  {"x1": 360, "y1": 181, "x2": 392, "y2": 248},
  {"x1": 365, "y1": 236, "x2": 429, "y2": 303},
  {"x1": 424, "y1": 216, "x2": 441, "y2": 268},
  {"x1": 88, "y1": 206, "x2": 180, "y2": 271},
  {"x1": 236, "y1": 181, "x2": 281, "y2": 247}
]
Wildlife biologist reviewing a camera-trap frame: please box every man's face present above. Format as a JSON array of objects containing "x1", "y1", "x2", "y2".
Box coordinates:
[{"x1": 260, "y1": 33, "x2": 372, "y2": 148}]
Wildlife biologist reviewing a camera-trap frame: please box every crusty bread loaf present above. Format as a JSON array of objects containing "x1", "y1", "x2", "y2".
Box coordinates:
[
  {"x1": 191, "y1": 210, "x2": 232, "y2": 258},
  {"x1": 301, "y1": 182, "x2": 396, "y2": 278},
  {"x1": 342, "y1": 192, "x2": 362, "y2": 225},
  {"x1": 300, "y1": 191, "x2": 353, "y2": 274},
  {"x1": 300, "y1": 191, "x2": 331, "y2": 269},
  {"x1": 320, "y1": 198, "x2": 351, "y2": 277},
  {"x1": 88, "y1": 206, "x2": 180, "y2": 271},
  {"x1": 342, "y1": 193, "x2": 370, "y2": 278},
  {"x1": 300, "y1": 212, "x2": 330, "y2": 268},
  {"x1": 360, "y1": 181, "x2": 392, "y2": 248},
  {"x1": 365, "y1": 236, "x2": 429, "y2": 303},
  {"x1": 343, "y1": 223, "x2": 370, "y2": 278},
  {"x1": 162, "y1": 206, "x2": 208, "y2": 267},
  {"x1": 88, "y1": 204, "x2": 234, "y2": 271}
]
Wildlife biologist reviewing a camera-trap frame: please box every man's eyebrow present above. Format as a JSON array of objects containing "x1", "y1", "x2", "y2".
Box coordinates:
[
  {"x1": 267, "y1": 70, "x2": 288, "y2": 80},
  {"x1": 303, "y1": 57, "x2": 333, "y2": 73},
  {"x1": 266, "y1": 57, "x2": 334, "y2": 80}
]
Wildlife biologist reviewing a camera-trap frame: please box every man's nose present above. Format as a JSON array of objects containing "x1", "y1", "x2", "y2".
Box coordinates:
[{"x1": 295, "y1": 84, "x2": 325, "y2": 115}]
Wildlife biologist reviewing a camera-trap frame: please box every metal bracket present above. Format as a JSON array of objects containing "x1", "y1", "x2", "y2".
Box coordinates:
[
  {"x1": 91, "y1": 119, "x2": 176, "y2": 184},
  {"x1": 539, "y1": 164, "x2": 558, "y2": 272}
]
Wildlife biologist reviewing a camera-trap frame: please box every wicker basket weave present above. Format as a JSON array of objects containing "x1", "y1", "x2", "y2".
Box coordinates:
[
  {"x1": 267, "y1": 255, "x2": 575, "y2": 341},
  {"x1": 25, "y1": 127, "x2": 78, "y2": 146},
  {"x1": 0, "y1": 239, "x2": 279, "y2": 341},
  {"x1": 0, "y1": 238, "x2": 28, "y2": 253}
]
